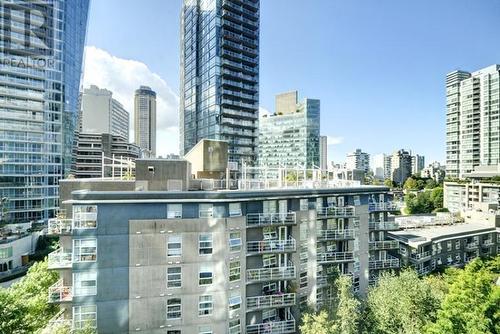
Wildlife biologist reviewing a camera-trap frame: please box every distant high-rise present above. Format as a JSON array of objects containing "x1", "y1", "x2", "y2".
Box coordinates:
[
  {"x1": 411, "y1": 154, "x2": 425, "y2": 175},
  {"x1": 446, "y1": 65, "x2": 500, "y2": 179},
  {"x1": 80, "y1": 85, "x2": 129, "y2": 140},
  {"x1": 179, "y1": 0, "x2": 260, "y2": 167},
  {"x1": 259, "y1": 91, "x2": 320, "y2": 168},
  {"x1": 372, "y1": 154, "x2": 386, "y2": 180},
  {"x1": 134, "y1": 86, "x2": 157, "y2": 157},
  {"x1": 390, "y1": 149, "x2": 412, "y2": 185},
  {"x1": 346, "y1": 149, "x2": 370, "y2": 173},
  {"x1": 319, "y1": 136, "x2": 328, "y2": 170},
  {"x1": 0, "y1": 0, "x2": 90, "y2": 222}
]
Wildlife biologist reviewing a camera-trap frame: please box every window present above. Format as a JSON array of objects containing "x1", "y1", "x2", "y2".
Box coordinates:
[
  {"x1": 337, "y1": 196, "x2": 345, "y2": 207},
  {"x1": 300, "y1": 199, "x2": 309, "y2": 211},
  {"x1": 199, "y1": 264, "x2": 213, "y2": 285},
  {"x1": 198, "y1": 295, "x2": 213, "y2": 316},
  {"x1": 167, "y1": 267, "x2": 182, "y2": 288},
  {"x1": 167, "y1": 234, "x2": 182, "y2": 257},
  {"x1": 229, "y1": 203, "x2": 242, "y2": 216},
  {"x1": 167, "y1": 331, "x2": 181, "y2": 334},
  {"x1": 447, "y1": 241, "x2": 452, "y2": 251},
  {"x1": 199, "y1": 326, "x2": 212, "y2": 334},
  {"x1": 228, "y1": 290, "x2": 241, "y2": 311},
  {"x1": 229, "y1": 232, "x2": 241, "y2": 252},
  {"x1": 199, "y1": 204, "x2": 213, "y2": 218},
  {"x1": 73, "y1": 305, "x2": 97, "y2": 329},
  {"x1": 263, "y1": 226, "x2": 277, "y2": 240},
  {"x1": 229, "y1": 319, "x2": 241, "y2": 334},
  {"x1": 73, "y1": 205, "x2": 97, "y2": 229},
  {"x1": 167, "y1": 204, "x2": 182, "y2": 219},
  {"x1": 199, "y1": 233, "x2": 213, "y2": 255},
  {"x1": 0, "y1": 247, "x2": 13, "y2": 259},
  {"x1": 229, "y1": 260, "x2": 240, "y2": 282},
  {"x1": 73, "y1": 239, "x2": 97, "y2": 262},
  {"x1": 262, "y1": 254, "x2": 277, "y2": 267},
  {"x1": 353, "y1": 196, "x2": 361, "y2": 206},
  {"x1": 455, "y1": 240, "x2": 460, "y2": 249},
  {"x1": 167, "y1": 298, "x2": 181, "y2": 319},
  {"x1": 327, "y1": 197, "x2": 336, "y2": 207},
  {"x1": 73, "y1": 272, "x2": 97, "y2": 296}
]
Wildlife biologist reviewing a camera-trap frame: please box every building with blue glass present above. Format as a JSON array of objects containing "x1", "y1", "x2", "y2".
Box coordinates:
[
  {"x1": 0, "y1": 0, "x2": 90, "y2": 222},
  {"x1": 179, "y1": 0, "x2": 260, "y2": 168}
]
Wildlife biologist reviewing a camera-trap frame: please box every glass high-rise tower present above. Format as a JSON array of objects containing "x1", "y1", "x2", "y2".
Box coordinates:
[
  {"x1": 179, "y1": 0, "x2": 259, "y2": 167},
  {"x1": 0, "y1": 0, "x2": 90, "y2": 222}
]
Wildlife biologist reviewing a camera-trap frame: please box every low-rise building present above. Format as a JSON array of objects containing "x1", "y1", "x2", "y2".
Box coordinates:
[
  {"x1": 389, "y1": 206, "x2": 499, "y2": 275},
  {"x1": 46, "y1": 159, "x2": 400, "y2": 333},
  {"x1": 0, "y1": 223, "x2": 40, "y2": 280}
]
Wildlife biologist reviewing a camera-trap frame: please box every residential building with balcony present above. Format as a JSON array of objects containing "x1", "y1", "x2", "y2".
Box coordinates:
[
  {"x1": 47, "y1": 159, "x2": 400, "y2": 333},
  {"x1": 389, "y1": 206, "x2": 499, "y2": 276},
  {"x1": 258, "y1": 91, "x2": 320, "y2": 169},
  {"x1": 346, "y1": 149, "x2": 370, "y2": 173}
]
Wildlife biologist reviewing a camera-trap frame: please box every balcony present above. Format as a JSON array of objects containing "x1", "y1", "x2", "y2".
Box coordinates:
[
  {"x1": 48, "y1": 279, "x2": 72, "y2": 303},
  {"x1": 247, "y1": 237, "x2": 296, "y2": 255},
  {"x1": 369, "y1": 256, "x2": 400, "y2": 270},
  {"x1": 368, "y1": 202, "x2": 400, "y2": 212},
  {"x1": 317, "y1": 206, "x2": 355, "y2": 218},
  {"x1": 317, "y1": 251, "x2": 354, "y2": 264},
  {"x1": 417, "y1": 266, "x2": 431, "y2": 276},
  {"x1": 47, "y1": 218, "x2": 73, "y2": 235},
  {"x1": 47, "y1": 249, "x2": 72, "y2": 269},
  {"x1": 369, "y1": 240, "x2": 399, "y2": 251},
  {"x1": 246, "y1": 316, "x2": 296, "y2": 334},
  {"x1": 317, "y1": 229, "x2": 355, "y2": 241},
  {"x1": 246, "y1": 293, "x2": 296, "y2": 311},
  {"x1": 246, "y1": 266, "x2": 296, "y2": 283},
  {"x1": 465, "y1": 242, "x2": 479, "y2": 250},
  {"x1": 247, "y1": 212, "x2": 296, "y2": 227},
  {"x1": 482, "y1": 240, "x2": 494, "y2": 247},
  {"x1": 368, "y1": 221, "x2": 399, "y2": 230},
  {"x1": 409, "y1": 250, "x2": 432, "y2": 262},
  {"x1": 73, "y1": 212, "x2": 97, "y2": 229}
]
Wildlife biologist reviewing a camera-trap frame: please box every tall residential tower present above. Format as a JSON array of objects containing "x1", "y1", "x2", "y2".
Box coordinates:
[
  {"x1": 446, "y1": 65, "x2": 500, "y2": 179},
  {"x1": 179, "y1": 0, "x2": 260, "y2": 167},
  {"x1": 134, "y1": 86, "x2": 157, "y2": 157},
  {"x1": 0, "y1": 0, "x2": 90, "y2": 222}
]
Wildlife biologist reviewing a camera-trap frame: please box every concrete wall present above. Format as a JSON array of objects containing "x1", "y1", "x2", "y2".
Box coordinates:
[
  {"x1": 275, "y1": 91, "x2": 298, "y2": 115},
  {"x1": 135, "y1": 159, "x2": 191, "y2": 191}
]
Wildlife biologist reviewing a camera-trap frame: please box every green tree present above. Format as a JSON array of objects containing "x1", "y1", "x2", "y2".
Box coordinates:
[
  {"x1": 425, "y1": 179, "x2": 439, "y2": 189},
  {"x1": 430, "y1": 187, "x2": 443, "y2": 210},
  {"x1": 403, "y1": 177, "x2": 419, "y2": 190},
  {"x1": 300, "y1": 310, "x2": 336, "y2": 334},
  {"x1": 365, "y1": 269, "x2": 443, "y2": 334},
  {"x1": 384, "y1": 179, "x2": 395, "y2": 188},
  {"x1": 426, "y1": 258, "x2": 500, "y2": 334}
]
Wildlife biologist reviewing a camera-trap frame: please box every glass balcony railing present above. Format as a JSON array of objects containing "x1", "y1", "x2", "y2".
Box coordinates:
[
  {"x1": 48, "y1": 279, "x2": 72, "y2": 303},
  {"x1": 73, "y1": 212, "x2": 97, "y2": 229},
  {"x1": 317, "y1": 229, "x2": 355, "y2": 241},
  {"x1": 369, "y1": 256, "x2": 400, "y2": 269},
  {"x1": 47, "y1": 218, "x2": 73, "y2": 235},
  {"x1": 368, "y1": 202, "x2": 400, "y2": 212},
  {"x1": 246, "y1": 212, "x2": 296, "y2": 227},
  {"x1": 246, "y1": 315, "x2": 296, "y2": 334},
  {"x1": 317, "y1": 206, "x2": 355, "y2": 218},
  {"x1": 47, "y1": 248, "x2": 72, "y2": 269},
  {"x1": 368, "y1": 221, "x2": 400, "y2": 230},
  {"x1": 317, "y1": 251, "x2": 354, "y2": 264},
  {"x1": 247, "y1": 237, "x2": 296, "y2": 255},
  {"x1": 246, "y1": 293, "x2": 296, "y2": 311},
  {"x1": 246, "y1": 266, "x2": 296, "y2": 283},
  {"x1": 368, "y1": 240, "x2": 399, "y2": 250},
  {"x1": 409, "y1": 250, "x2": 432, "y2": 262}
]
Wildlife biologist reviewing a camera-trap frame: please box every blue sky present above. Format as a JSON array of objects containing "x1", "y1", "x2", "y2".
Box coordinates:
[{"x1": 84, "y1": 0, "x2": 500, "y2": 163}]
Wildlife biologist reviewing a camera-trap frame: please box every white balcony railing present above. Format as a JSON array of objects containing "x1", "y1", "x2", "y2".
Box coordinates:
[
  {"x1": 317, "y1": 206, "x2": 355, "y2": 218},
  {"x1": 48, "y1": 279, "x2": 72, "y2": 303},
  {"x1": 417, "y1": 266, "x2": 431, "y2": 276},
  {"x1": 73, "y1": 212, "x2": 97, "y2": 229},
  {"x1": 368, "y1": 202, "x2": 400, "y2": 212},
  {"x1": 465, "y1": 242, "x2": 479, "y2": 250},
  {"x1": 246, "y1": 316, "x2": 296, "y2": 334},
  {"x1": 317, "y1": 251, "x2": 354, "y2": 264},
  {"x1": 368, "y1": 221, "x2": 400, "y2": 230},
  {"x1": 47, "y1": 249, "x2": 72, "y2": 269},
  {"x1": 246, "y1": 212, "x2": 296, "y2": 227},
  {"x1": 409, "y1": 250, "x2": 432, "y2": 262},
  {"x1": 246, "y1": 266, "x2": 296, "y2": 283},
  {"x1": 47, "y1": 218, "x2": 73, "y2": 235},
  {"x1": 369, "y1": 240, "x2": 399, "y2": 250},
  {"x1": 246, "y1": 293, "x2": 296, "y2": 311},
  {"x1": 247, "y1": 238, "x2": 296, "y2": 255},
  {"x1": 317, "y1": 229, "x2": 355, "y2": 241},
  {"x1": 369, "y1": 256, "x2": 400, "y2": 270}
]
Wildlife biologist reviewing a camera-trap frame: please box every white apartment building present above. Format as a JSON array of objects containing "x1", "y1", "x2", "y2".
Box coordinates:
[{"x1": 346, "y1": 149, "x2": 370, "y2": 173}]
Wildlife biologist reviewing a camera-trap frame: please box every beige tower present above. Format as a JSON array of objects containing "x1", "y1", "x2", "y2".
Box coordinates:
[{"x1": 134, "y1": 86, "x2": 157, "y2": 157}]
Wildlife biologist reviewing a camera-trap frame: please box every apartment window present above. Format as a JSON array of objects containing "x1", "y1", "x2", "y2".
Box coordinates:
[
  {"x1": 229, "y1": 203, "x2": 242, "y2": 217},
  {"x1": 199, "y1": 233, "x2": 213, "y2": 255},
  {"x1": 73, "y1": 272, "x2": 97, "y2": 296},
  {"x1": 447, "y1": 241, "x2": 452, "y2": 251},
  {"x1": 198, "y1": 295, "x2": 213, "y2": 316},
  {"x1": 167, "y1": 267, "x2": 182, "y2": 288},
  {"x1": 300, "y1": 199, "x2": 309, "y2": 211},
  {"x1": 263, "y1": 282, "x2": 277, "y2": 294},
  {"x1": 0, "y1": 247, "x2": 13, "y2": 259},
  {"x1": 73, "y1": 205, "x2": 98, "y2": 229},
  {"x1": 228, "y1": 290, "x2": 241, "y2": 311},
  {"x1": 263, "y1": 226, "x2": 277, "y2": 240},
  {"x1": 353, "y1": 196, "x2": 361, "y2": 206},
  {"x1": 199, "y1": 264, "x2": 213, "y2": 285},
  {"x1": 73, "y1": 239, "x2": 97, "y2": 262},
  {"x1": 167, "y1": 204, "x2": 182, "y2": 219},
  {"x1": 167, "y1": 331, "x2": 181, "y2": 334},
  {"x1": 167, "y1": 298, "x2": 181, "y2": 319},
  {"x1": 199, "y1": 204, "x2": 213, "y2": 218},
  {"x1": 337, "y1": 196, "x2": 345, "y2": 207},
  {"x1": 455, "y1": 240, "x2": 461, "y2": 249},
  {"x1": 229, "y1": 260, "x2": 240, "y2": 282},
  {"x1": 263, "y1": 309, "x2": 277, "y2": 322},
  {"x1": 199, "y1": 326, "x2": 212, "y2": 334},
  {"x1": 73, "y1": 305, "x2": 97, "y2": 330},
  {"x1": 167, "y1": 234, "x2": 182, "y2": 257},
  {"x1": 229, "y1": 232, "x2": 242, "y2": 252},
  {"x1": 229, "y1": 319, "x2": 241, "y2": 334},
  {"x1": 300, "y1": 271, "x2": 308, "y2": 289},
  {"x1": 262, "y1": 254, "x2": 277, "y2": 267},
  {"x1": 327, "y1": 197, "x2": 336, "y2": 207}
]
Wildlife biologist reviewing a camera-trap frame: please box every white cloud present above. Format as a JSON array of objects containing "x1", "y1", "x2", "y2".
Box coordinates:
[
  {"x1": 82, "y1": 46, "x2": 179, "y2": 156},
  {"x1": 326, "y1": 136, "x2": 344, "y2": 145}
]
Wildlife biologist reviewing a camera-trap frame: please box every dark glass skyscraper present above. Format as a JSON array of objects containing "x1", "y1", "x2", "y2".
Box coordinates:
[
  {"x1": 0, "y1": 0, "x2": 90, "y2": 222},
  {"x1": 180, "y1": 0, "x2": 259, "y2": 167}
]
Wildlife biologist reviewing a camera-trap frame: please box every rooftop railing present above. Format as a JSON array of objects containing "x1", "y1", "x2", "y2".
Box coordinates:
[
  {"x1": 247, "y1": 237, "x2": 296, "y2": 255},
  {"x1": 246, "y1": 212, "x2": 296, "y2": 227},
  {"x1": 246, "y1": 266, "x2": 296, "y2": 283},
  {"x1": 246, "y1": 293, "x2": 296, "y2": 311}
]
